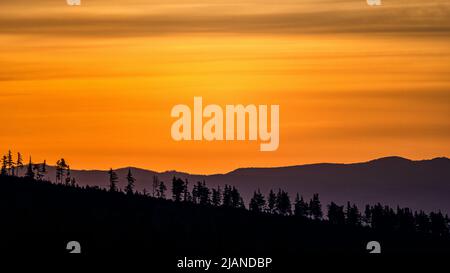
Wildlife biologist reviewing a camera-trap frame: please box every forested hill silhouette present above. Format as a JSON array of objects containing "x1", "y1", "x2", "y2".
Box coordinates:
[
  {"x1": 27, "y1": 156, "x2": 450, "y2": 214},
  {"x1": 1, "y1": 151, "x2": 449, "y2": 257},
  {"x1": 1, "y1": 174, "x2": 449, "y2": 257}
]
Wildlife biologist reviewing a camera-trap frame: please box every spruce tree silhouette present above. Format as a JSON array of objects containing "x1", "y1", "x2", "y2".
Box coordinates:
[
  {"x1": 309, "y1": 193, "x2": 323, "y2": 220},
  {"x1": 16, "y1": 152, "x2": 23, "y2": 176},
  {"x1": 230, "y1": 186, "x2": 245, "y2": 209},
  {"x1": 6, "y1": 150, "x2": 14, "y2": 176},
  {"x1": 222, "y1": 185, "x2": 232, "y2": 207},
  {"x1": 267, "y1": 189, "x2": 276, "y2": 214},
  {"x1": 369, "y1": 203, "x2": 383, "y2": 230},
  {"x1": 345, "y1": 202, "x2": 361, "y2": 226},
  {"x1": 364, "y1": 204, "x2": 372, "y2": 226},
  {"x1": 41, "y1": 160, "x2": 47, "y2": 180},
  {"x1": 125, "y1": 169, "x2": 136, "y2": 195},
  {"x1": 396, "y1": 207, "x2": 415, "y2": 233},
  {"x1": 182, "y1": 179, "x2": 191, "y2": 202},
  {"x1": 157, "y1": 181, "x2": 167, "y2": 199},
  {"x1": 249, "y1": 189, "x2": 266, "y2": 213},
  {"x1": 294, "y1": 193, "x2": 309, "y2": 218},
  {"x1": 430, "y1": 211, "x2": 449, "y2": 237},
  {"x1": 198, "y1": 181, "x2": 211, "y2": 205},
  {"x1": 275, "y1": 189, "x2": 291, "y2": 216},
  {"x1": 221, "y1": 185, "x2": 243, "y2": 208},
  {"x1": 192, "y1": 181, "x2": 199, "y2": 204},
  {"x1": 108, "y1": 168, "x2": 119, "y2": 192},
  {"x1": 327, "y1": 202, "x2": 345, "y2": 225},
  {"x1": 415, "y1": 210, "x2": 431, "y2": 234},
  {"x1": 211, "y1": 186, "x2": 222, "y2": 207},
  {"x1": 25, "y1": 157, "x2": 34, "y2": 179},
  {"x1": 152, "y1": 175, "x2": 159, "y2": 197}
]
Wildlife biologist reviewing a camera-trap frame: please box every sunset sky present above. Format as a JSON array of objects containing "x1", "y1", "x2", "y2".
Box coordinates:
[{"x1": 0, "y1": 0, "x2": 449, "y2": 173}]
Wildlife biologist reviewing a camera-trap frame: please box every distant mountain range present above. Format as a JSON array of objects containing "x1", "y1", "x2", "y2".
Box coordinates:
[{"x1": 35, "y1": 156, "x2": 450, "y2": 214}]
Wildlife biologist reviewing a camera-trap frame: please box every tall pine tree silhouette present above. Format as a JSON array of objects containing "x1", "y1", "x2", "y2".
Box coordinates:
[
  {"x1": 276, "y1": 189, "x2": 291, "y2": 216},
  {"x1": 6, "y1": 150, "x2": 14, "y2": 176},
  {"x1": 211, "y1": 186, "x2": 222, "y2": 207},
  {"x1": 125, "y1": 169, "x2": 136, "y2": 195},
  {"x1": 152, "y1": 175, "x2": 159, "y2": 197},
  {"x1": 158, "y1": 181, "x2": 167, "y2": 199},
  {"x1": 267, "y1": 190, "x2": 276, "y2": 214},
  {"x1": 108, "y1": 168, "x2": 118, "y2": 192},
  {"x1": 309, "y1": 193, "x2": 323, "y2": 220},
  {"x1": 327, "y1": 202, "x2": 345, "y2": 225},
  {"x1": 294, "y1": 193, "x2": 309, "y2": 218},
  {"x1": 16, "y1": 152, "x2": 23, "y2": 176},
  {"x1": 25, "y1": 157, "x2": 34, "y2": 179},
  {"x1": 249, "y1": 189, "x2": 266, "y2": 213}
]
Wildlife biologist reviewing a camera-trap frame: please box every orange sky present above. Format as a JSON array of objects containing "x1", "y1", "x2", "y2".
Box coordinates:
[{"x1": 0, "y1": 0, "x2": 449, "y2": 173}]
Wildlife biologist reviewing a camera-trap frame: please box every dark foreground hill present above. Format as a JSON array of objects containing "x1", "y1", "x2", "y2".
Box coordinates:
[
  {"x1": 1, "y1": 175, "x2": 449, "y2": 263},
  {"x1": 40, "y1": 156, "x2": 450, "y2": 214}
]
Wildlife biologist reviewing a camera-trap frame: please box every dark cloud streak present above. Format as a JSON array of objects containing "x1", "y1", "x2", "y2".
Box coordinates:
[{"x1": 1, "y1": 5, "x2": 449, "y2": 37}]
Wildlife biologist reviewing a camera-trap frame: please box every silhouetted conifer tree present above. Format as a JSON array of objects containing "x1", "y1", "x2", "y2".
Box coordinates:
[
  {"x1": 345, "y1": 202, "x2": 361, "y2": 226},
  {"x1": 430, "y1": 211, "x2": 449, "y2": 237},
  {"x1": 249, "y1": 189, "x2": 266, "y2": 213},
  {"x1": 198, "y1": 181, "x2": 211, "y2": 205},
  {"x1": 231, "y1": 186, "x2": 245, "y2": 209},
  {"x1": 152, "y1": 175, "x2": 159, "y2": 197},
  {"x1": 25, "y1": 157, "x2": 34, "y2": 179},
  {"x1": 414, "y1": 210, "x2": 430, "y2": 234},
  {"x1": 172, "y1": 177, "x2": 185, "y2": 202},
  {"x1": 363, "y1": 204, "x2": 372, "y2": 226},
  {"x1": 370, "y1": 203, "x2": 383, "y2": 230},
  {"x1": 6, "y1": 150, "x2": 14, "y2": 176},
  {"x1": 16, "y1": 152, "x2": 23, "y2": 176},
  {"x1": 327, "y1": 202, "x2": 345, "y2": 225},
  {"x1": 192, "y1": 182, "x2": 199, "y2": 204},
  {"x1": 211, "y1": 186, "x2": 222, "y2": 207},
  {"x1": 276, "y1": 189, "x2": 291, "y2": 216},
  {"x1": 41, "y1": 160, "x2": 47, "y2": 180},
  {"x1": 396, "y1": 207, "x2": 415, "y2": 233},
  {"x1": 267, "y1": 189, "x2": 276, "y2": 214},
  {"x1": 183, "y1": 179, "x2": 192, "y2": 202},
  {"x1": 309, "y1": 193, "x2": 323, "y2": 220},
  {"x1": 384, "y1": 206, "x2": 396, "y2": 231},
  {"x1": 222, "y1": 185, "x2": 232, "y2": 207},
  {"x1": 125, "y1": 169, "x2": 136, "y2": 195},
  {"x1": 294, "y1": 193, "x2": 309, "y2": 217},
  {"x1": 158, "y1": 181, "x2": 167, "y2": 199},
  {"x1": 108, "y1": 168, "x2": 118, "y2": 192}
]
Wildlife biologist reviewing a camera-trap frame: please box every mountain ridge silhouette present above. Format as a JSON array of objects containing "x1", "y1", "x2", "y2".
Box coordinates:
[{"x1": 27, "y1": 156, "x2": 450, "y2": 214}]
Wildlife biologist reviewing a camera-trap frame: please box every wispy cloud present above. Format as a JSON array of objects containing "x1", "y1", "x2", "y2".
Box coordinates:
[{"x1": 0, "y1": 0, "x2": 449, "y2": 37}]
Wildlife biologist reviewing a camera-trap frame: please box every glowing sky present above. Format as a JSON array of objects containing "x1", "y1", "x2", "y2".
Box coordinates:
[{"x1": 1, "y1": 0, "x2": 449, "y2": 173}]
